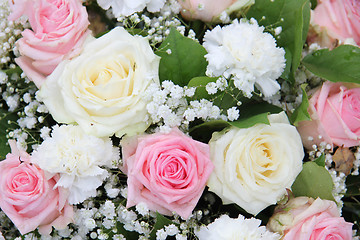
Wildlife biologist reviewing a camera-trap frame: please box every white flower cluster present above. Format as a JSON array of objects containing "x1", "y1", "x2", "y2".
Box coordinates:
[
  {"x1": 196, "y1": 214, "x2": 280, "y2": 240},
  {"x1": 32, "y1": 124, "x2": 119, "y2": 204},
  {"x1": 115, "y1": 6, "x2": 186, "y2": 46},
  {"x1": 203, "y1": 18, "x2": 285, "y2": 98},
  {"x1": 145, "y1": 81, "x2": 193, "y2": 131},
  {"x1": 97, "y1": 0, "x2": 166, "y2": 18},
  {"x1": 1, "y1": 70, "x2": 49, "y2": 151},
  {"x1": 183, "y1": 99, "x2": 223, "y2": 123},
  {"x1": 0, "y1": 0, "x2": 24, "y2": 67},
  {"x1": 145, "y1": 80, "x2": 232, "y2": 131}
]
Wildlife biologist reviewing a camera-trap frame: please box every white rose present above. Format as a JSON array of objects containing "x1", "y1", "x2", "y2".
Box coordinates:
[
  {"x1": 39, "y1": 27, "x2": 160, "y2": 137},
  {"x1": 208, "y1": 112, "x2": 304, "y2": 215}
]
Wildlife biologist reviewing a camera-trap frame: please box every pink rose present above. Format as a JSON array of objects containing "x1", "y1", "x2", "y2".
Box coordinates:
[
  {"x1": 178, "y1": 0, "x2": 254, "y2": 22},
  {"x1": 8, "y1": 0, "x2": 91, "y2": 87},
  {"x1": 308, "y1": 0, "x2": 360, "y2": 48},
  {"x1": 121, "y1": 128, "x2": 214, "y2": 219},
  {"x1": 297, "y1": 81, "x2": 360, "y2": 149},
  {"x1": 0, "y1": 141, "x2": 73, "y2": 235},
  {"x1": 267, "y1": 197, "x2": 353, "y2": 240}
]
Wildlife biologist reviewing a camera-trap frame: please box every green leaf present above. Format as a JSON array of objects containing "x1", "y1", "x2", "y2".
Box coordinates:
[
  {"x1": 187, "y1": 76, "x2": 218, "y2": 100},
  {"x1": 0, "y1": 109, "x2": 17, "y2": 159},
  {"x1": 302, "y1": 45, "x2": 360, "y2": 84},
  {"x1": 247, "y1": 0, "x2": 311, "y2": 81},
  {"x1": 229, "y1": 112, "x2": 270, "y2": 129},
  {"x1": 310, "y1": 0, "x2": 317, "y2": 9},
  {"x1": 344, "y1": 175, "x2": 360, "y2": 197},
  {"x1": 156, "y1": 28, "x2": 208, "y2": 86},
  {"x1": 149, "y1": 213, "x2": 174, "y2": 240},
  {"x1": 189, "y1": 120, "x2": 230, "y2": 143},
  {"x1": 314, "y1": 154, "x2": 325, "y2": 167},
  {"x1": 281, "y1": 48, "x2": 292, "y2": 80},
  {"x1": 290, "y1": 84, "x2": 310, "y2": 126},
  {"x1": 229, "y1": 101, "x2": 283, "y2": 128},
  {"x1": 291, "y1": 162, "x2": 335, "y2": 201}
]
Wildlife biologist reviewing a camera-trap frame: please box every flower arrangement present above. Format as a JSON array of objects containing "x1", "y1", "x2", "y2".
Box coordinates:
[{"x1": 0, "y1": 0, "x2": 360, "y2": 239}]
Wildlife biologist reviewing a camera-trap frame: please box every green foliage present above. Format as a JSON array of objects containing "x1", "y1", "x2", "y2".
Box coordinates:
[
  {"x1": 303, "y1": 45, "x2": 360, "y2": 84},
  {"x1": 149, "y1": 213, "x2": 174, "y2": 240},
  {"x1": 230, "y1": 102, "x2": 283, "y2": 128},
  {"x1": 310, "y1": 0, "x2": 317, "y2": 9},
  {"x1": 247, "y1": 0, "x2": 311, "y2": 81},
  {"x1": 345, "y1": 175, "x2": 360, "y2": 197},
  {"x1": 290, "y1": 84, "x2": 310, "y2": 126},
  {"x1": 314, "y1": 154, "x2": 325, "y2": 167},
  {"x1": 292, "y1": 162, "x2": 335, "y2": 201},
  {"x1": 0, "y1": 109, "x2": 17, "y2": 159},
  {"x1": 156, "y1": 28, "x2": 208, "y2": 86}
]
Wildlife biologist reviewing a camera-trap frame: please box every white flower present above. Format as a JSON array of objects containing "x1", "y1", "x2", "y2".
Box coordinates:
[
  {"x1": 208, "y1": 112, "x2": 304, "y2": 215},
  {"x1": 165, "y1": 224, "x2": 179, "y2": 236},
  {"x1": 196, "y1": 214, "x2": 280, "y2": 240},
  {"x1": 203, "y1": 19, "x2": 285, "y2": 97},
  {"x1": 32, "y1": 125, "x2": 119, "y2": 204},
  {"x1": 226, "y1": 107, "x2": 240, "y2": 121},
  {"x1": 97, "y1": 0, "x2": 166, "y2": 17},
  {"x1": 39, "y1": 27, "x2": 160, "y2": 138}
]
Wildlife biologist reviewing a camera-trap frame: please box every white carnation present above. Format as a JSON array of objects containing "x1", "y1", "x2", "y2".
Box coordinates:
[
  {"x1": 32, "y1": 125, "x2": 119, "y2": 204},
  {"x1": 203, "y1": 18, "x2": 285, "y2": 97},
  {"x1": 196, "y1": 215, "x2": 280, "y2": 240},
  {"x1": 97, "y1": 0, "x2": 166, "y2": 17}
]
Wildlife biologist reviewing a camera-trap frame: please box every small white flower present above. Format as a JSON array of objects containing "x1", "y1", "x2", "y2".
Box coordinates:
[
  {"x1": 175, "y1": 234, "x2": 187, "y2": 240},
  {"x1": 156, "y1": 229, "x2": 167, "y2": 240},
  {"x1": 165, "y1": 224, "x2": 179, "y2": 236},
  {"x1": 84, "y1": 218, "x2": 96, "y2": 230},
  {"x1": 206, "y1": 82, "x2": 218, "y2": 94},
  {"x1": 227, "y1": 107, "x2": 240, "y2": 121},
  {"x1": 136, "y1": 202, "x2": 150, "y2": 216}
]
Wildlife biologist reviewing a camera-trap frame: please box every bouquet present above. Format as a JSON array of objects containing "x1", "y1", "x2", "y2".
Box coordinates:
[{"x1": 0, "y1": 0, "x2": 359, "y2": 239}]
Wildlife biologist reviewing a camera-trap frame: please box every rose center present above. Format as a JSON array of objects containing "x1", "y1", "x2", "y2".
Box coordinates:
[{"x1": 11, "y1": 171, "x2": 37, "y2": 193}]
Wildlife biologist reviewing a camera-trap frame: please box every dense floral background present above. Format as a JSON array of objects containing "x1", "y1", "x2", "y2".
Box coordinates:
[{"x1": 0, "y1": 0, "x2": 360, "y2": 239}]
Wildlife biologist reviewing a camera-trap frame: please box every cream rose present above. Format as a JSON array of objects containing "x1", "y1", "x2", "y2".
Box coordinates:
[
  {"x1": 208, "y1": 112, "x2": 304, "y2": 215},
  {"x1": 39, "y1": 27, "x2": 160, "y2": 137}
]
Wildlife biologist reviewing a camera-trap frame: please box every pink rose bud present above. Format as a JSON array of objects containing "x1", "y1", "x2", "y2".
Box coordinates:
[
  {"x1": 120, "y1": 128, "x2": 214, "y2": 219},
  {"x1": 8, "y1": 0, "x2": 91, "y2": 87},
  {"x1": 267, "y1": 197, "x2": 353, "y2": 240},
  {"x1": 297, "y1": 81, "x2": 360, "y2": 149},
  {"x1": 308, "y1": 0, "x2": 360, "y2": 49},
  {"x1": 0, "y1": 141, "x2": 73, "y2": 235},
  {"x1": 178, "y1": 0, "x2": 254, "y2": 22}
]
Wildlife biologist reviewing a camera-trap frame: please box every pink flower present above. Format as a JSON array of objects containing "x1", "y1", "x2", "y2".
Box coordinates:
[
  {"x1": 178, "y1": 0, "x2": 254, "y2": 22},
  {"x1": 308, "y1": 0, "x2": 360, "y2": 48},
  {"x1": 268, "y1": 197, "x2": 353, "y2": 240},
  {"x1": 0, "y1": 141, "x2": 73, "y2": 235},
  {"x1": 121, "y1": 128, "x2": 213, "y2": 219},
  {"x1": 297, "y1": 81, "x2": 360, "y2": 149},
  {"x1": 8, "y1": 0, "x2": 91, "y2": 87}
]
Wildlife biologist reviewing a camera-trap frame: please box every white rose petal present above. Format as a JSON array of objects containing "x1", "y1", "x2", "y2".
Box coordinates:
[
  {"x1": 208, "y1": 112, "x2": 304, "y2": 215},
  {"x1": 39, "y1": 27, "x2": 160, "y2": 138}
]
